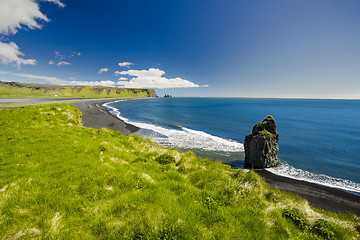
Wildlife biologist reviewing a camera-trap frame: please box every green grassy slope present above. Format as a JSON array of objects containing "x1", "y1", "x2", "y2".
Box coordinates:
[
  {"x1": 0, "y1": 104, "x2": 359, "y2": 239},
  {"x1": 0, "y1": 81, "x2": 157, "y2": 98}
]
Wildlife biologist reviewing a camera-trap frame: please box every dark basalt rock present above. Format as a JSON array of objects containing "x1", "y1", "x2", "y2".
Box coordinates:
[{"x1": 244, "y1": 116, "x2": 279, "y2": 168}]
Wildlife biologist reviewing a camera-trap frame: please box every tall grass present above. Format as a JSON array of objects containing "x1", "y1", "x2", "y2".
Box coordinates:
[{"x1": 0, "y1": 104, "x2": 359, "y2": 239}]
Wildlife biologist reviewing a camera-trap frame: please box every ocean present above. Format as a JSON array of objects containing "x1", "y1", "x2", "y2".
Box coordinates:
[{"x1": 105, "y1": 97, "x2": 360, "y2": 195}]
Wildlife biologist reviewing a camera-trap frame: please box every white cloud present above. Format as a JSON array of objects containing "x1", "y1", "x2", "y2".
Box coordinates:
[
  {"x1": 0, "y1": 69, "x2": 207, "y2": 89},
  {"x1": 0, "y1": 71, "x2": 117, "y2": 87},
  {"x1": 116, "y1": 68, "x2": 164, "y2": 77},
  {"x1": 118, "y1": 62, "x2": 133, "y2": 68},
  {"x1": 68, "y1": 77, "x2": 76, "y2": 80},
  {"x1": 0, "y1": 0, "x2": 49, "y2": 35},
  {"x1": 0, "y1": 0, "x2": 64, "y2": 66},
  {"x1": 42, "y1": 0, "x2": 65, "y2": 8},
  {"x1": 68, "y1": 80, "x2": 117, "y2": 87},
  {"x1": 98, "y1": 67, "x2": 109, "y2": 74},
  {"x1": 57, "y1": 61, "x2": 71, "y2": 66},
  {"x1": 48, "y1": 60, "x2": 55, "y2": 65},
  {"x1": 118, "y1": 77, "x2": 128, "y2": 80},
  {"x1": 116, "y1": 68, "x2": 203, "y2": 89},
  {"x1": 0, "y1": 42, "x2": 37, "y2": 67}
]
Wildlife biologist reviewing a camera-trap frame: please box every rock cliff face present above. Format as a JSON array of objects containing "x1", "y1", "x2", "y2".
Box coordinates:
[{"x1": 244, "y1": 116, "x2": 279, "y2": 168}]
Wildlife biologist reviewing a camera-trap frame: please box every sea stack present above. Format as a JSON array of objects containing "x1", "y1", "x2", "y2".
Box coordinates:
[{"x1": 244, "y1": 116, "x2": 279, "y2": 168}]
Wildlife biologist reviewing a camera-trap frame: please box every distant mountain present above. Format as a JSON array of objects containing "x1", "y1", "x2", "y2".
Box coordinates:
[{"x1": 0, "y1": 81, "x2": 157, "y2": 98}]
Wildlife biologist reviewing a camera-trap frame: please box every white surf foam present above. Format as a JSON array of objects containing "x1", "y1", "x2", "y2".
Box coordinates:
[
  {"x1": 267, "y1": 162, "x2": 360, "y2": 196},
  {"x1": 104, "y1": 102, "x2": 244, "y2": 152}
]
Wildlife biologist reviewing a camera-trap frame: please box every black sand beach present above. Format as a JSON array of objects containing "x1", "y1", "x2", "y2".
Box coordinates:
[
  {"x1": 71, "y1": 99, "x2": 139, "y2": 135},
  {"x1": 256, "y1": 170, "x2": 360, "y2": 216}
]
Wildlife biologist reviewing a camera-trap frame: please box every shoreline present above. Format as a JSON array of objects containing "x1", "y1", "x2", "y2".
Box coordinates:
[
  {"x1": 71, "y1": 98, "x2": 140, "y2": 135},
  {"x1": 255, "y1": 169, "x2": 360, "y2": 216},
  {"x1": 4, "y1": 98, "x2": 359, "y2": 216},
  {"x1": 76, "y1": 98, "x2": 360, "y2": 216}
]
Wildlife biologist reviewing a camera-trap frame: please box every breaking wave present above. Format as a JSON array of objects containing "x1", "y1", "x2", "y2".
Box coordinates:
[
  {"x1": 267, "y1": 162, "x2": 360, "y2": 196},
  {"x1": 104, "y1": 101, "x2": 244, "y2": 152}
]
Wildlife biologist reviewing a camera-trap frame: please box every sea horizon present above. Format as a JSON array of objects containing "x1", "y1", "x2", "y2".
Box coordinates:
[{"x1": 167, "y1": 96, "x2": 360, "y2": 100}]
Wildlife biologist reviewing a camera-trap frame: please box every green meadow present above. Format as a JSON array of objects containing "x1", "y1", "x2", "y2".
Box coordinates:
[{"x1": 0, "y1": 103, "x2": 359, "y2": 239}]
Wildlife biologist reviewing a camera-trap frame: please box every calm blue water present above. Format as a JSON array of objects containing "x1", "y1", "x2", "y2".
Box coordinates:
[{"x1": 106, "y1": 98, "x2": 360, "y2": 194}]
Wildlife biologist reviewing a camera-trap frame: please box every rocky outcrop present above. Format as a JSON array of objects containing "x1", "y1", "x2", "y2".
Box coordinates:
[{"x1": 244, "y1": 116, "x2": 279, "y2": 168}]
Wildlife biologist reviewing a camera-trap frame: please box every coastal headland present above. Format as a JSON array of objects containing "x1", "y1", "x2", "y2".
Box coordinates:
[
  {"x1": 1, "y1": 97, "x2": 359, "y2": 238},
  {"x1": 3, "y1": 97, "x2": 360, "y2": 216},
  {"x1": 0, "y1": 80, "x2": 157, "y2": 98},
  {"x1": 73, "y1": 98, "x2": 360, "y2": 216}
]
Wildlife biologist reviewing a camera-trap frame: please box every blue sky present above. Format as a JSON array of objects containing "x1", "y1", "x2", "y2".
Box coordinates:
[{"x1": 0, "y1": 0, "x2": 360, "y2": 98}]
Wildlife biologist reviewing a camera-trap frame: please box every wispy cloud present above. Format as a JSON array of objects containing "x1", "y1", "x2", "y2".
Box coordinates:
[
  {"x1": 0, "y1": 42, "x2": 37, "y2": 67},
  {"x1": 0, "y1": 71, "x2": 62, "y2": 82},
  {"x1": 70, "y1": 51, "x2": 81, "y2": 57},
  {"x1": 68, "y1": 80, "x2": 117, "y2": 87},
  {"x1": 115, "y1": 68, "x2": 204, "y2": 89},
  {"x1": 49, "y1": 50, "x2": 79, "y2": 66},
  {"x1": 0, "y1": 71, "x2": 117, "y2": 87},
  {"x1": 118, "y1": 77, "x2": 128, "y2": 80},
  {"x1": 42, "y1": 0, "x2": 65, "y2": 8},
  {"x1": 98, "y1": 67, "x2": 109, "y2": 74},
  {"x1": 57, "y1": 61, "x2": 71, "y2": 66},
  {"x1": 118, "y1": 62, "x2": 134, "y2": 68},
  {"x1": 54, "y1": 51, "x2": 65, "y2": 59}
]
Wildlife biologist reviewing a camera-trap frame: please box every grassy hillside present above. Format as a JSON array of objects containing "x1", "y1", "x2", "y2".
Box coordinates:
[
  {"x1": 0, "y1": 81, "x2": 157, "y2": 98},
  {"x1": 0, "y1": 104, "x2": 359, "y2": 239}
]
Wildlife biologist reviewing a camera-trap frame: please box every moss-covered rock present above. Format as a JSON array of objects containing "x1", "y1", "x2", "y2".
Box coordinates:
[
  {"x1": 244, "y1": 116, "x2": 279, "y2": 168},
  {"x1": 252, "y1": 115, "x2": 277, "y2": 135}
]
